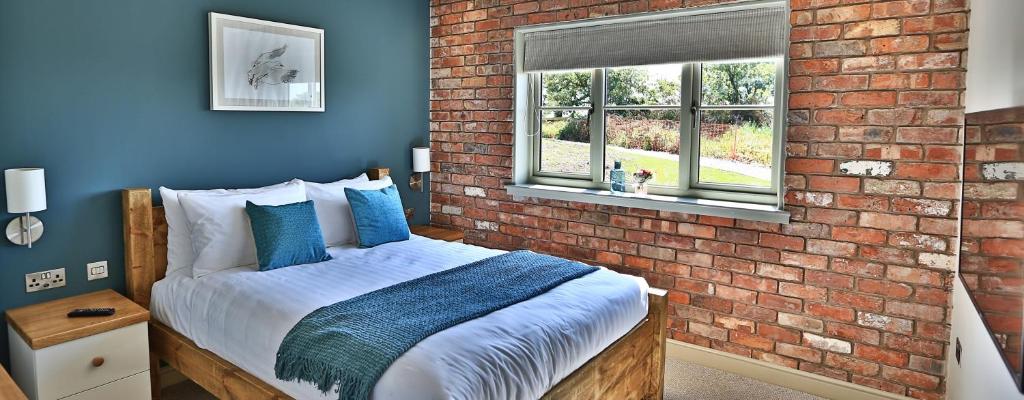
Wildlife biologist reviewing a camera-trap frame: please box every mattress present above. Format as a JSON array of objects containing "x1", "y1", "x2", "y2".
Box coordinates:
[{"x1": 150, "y1": 235, "x2": 649, "y2": 400}]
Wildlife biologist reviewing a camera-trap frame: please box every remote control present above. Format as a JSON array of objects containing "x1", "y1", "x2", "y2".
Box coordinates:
[{"x1": 67, "y1": 308, "x2": 115, "y2": 317}]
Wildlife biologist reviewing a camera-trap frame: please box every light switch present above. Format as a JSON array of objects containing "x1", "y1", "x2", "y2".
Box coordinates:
[{"x1": 87, "y1": 261, "x2": 108, "y2": 281}]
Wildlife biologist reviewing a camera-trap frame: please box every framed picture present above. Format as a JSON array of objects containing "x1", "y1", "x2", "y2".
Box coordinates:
[{"x1": 209, "y1": 12, "x2": 324, "y2": 112}]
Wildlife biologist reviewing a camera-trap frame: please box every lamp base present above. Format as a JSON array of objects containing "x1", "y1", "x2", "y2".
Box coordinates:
[{"x1": 6, "y1": 215, "x2": 43, "y2": 247}]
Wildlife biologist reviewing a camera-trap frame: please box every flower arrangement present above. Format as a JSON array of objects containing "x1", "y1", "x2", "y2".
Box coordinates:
[
  {"x1": 633, "y1": 169, "x2": 654, "y2": 185},
  {"x1": 633, "y1": 169, "x2": 654, "y2": 196}
]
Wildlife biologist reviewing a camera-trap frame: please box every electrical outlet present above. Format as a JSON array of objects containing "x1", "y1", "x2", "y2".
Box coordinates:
[
  {"x1": 25, "y1": 268, "x2": 66, "y2": 293},
  {"x1": 87, "y1": 261, "x2": 108, "y2": 281}
]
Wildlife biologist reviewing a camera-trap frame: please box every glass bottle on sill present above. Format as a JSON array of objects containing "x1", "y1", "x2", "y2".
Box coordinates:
[{"x1": 610, "y1": 160, "x2": 626, "y2": 193}]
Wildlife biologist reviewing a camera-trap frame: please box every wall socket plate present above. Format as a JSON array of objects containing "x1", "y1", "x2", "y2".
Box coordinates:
[
  {"x1": 87, "y1": 261, "x2": 108, "y2": 281},
  {"x1": 25, "y1": 268, "x2": 66, "y2": 293}
]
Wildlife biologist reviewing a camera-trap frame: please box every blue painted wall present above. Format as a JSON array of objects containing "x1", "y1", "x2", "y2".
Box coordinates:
[{"x1": 0, "y1": 0, "x2": 428, "y2": 366}]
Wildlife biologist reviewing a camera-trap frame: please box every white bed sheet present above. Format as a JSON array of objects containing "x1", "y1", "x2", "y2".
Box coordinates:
[{"x1": 151, "y1": 235, "x2": 649, "y2": 400}]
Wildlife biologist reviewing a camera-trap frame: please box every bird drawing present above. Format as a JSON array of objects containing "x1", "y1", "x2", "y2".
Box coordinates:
[{"x1": 247, "y1": 44, "x2": 300, "y2": 90}]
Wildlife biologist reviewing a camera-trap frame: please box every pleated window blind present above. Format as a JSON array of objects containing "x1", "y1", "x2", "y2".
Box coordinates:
[{"x1": 522, "y1": 3, "x2": 787, "y2": 72}]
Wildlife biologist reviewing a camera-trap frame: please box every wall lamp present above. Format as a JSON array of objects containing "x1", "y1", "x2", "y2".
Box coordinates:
[
  {"x1": 5, "y1": 168, "x2": 47, "y2": 248},
  {"x1": 410, "y1": 147, "x2": 431, "y2": 192}
]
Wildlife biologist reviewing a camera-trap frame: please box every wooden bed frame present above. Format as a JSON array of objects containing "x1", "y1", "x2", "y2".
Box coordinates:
[{"x1": 122, "y1": 167, "x2": 668, "y2": 400}]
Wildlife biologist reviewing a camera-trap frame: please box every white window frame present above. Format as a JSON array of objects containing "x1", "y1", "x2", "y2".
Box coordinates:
[{"x1": 509, "y1": 2, "x2": 791, "y2": 223}]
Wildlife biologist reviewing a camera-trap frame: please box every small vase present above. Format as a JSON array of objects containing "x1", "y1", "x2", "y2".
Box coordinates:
[{"x1": 634, "y1": 182, "x2": 648, "y2": 196}]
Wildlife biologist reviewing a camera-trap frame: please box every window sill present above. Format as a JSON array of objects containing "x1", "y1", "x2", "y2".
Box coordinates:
[{"x1": 506, "y1": 184, "x2": 790, "y2": 224}]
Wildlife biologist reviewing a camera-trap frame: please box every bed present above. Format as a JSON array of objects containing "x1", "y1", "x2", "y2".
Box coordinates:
[{"x1": 122, "y1": 167, "x2": 667, "y2": 400}]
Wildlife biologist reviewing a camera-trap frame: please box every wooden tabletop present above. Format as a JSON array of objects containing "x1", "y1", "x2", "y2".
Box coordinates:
[
  {"x1": 410, "y1": 225, "x2": 464, "y2": 242},
  {"x1": 0, "y1": 365, "x2": 26, "y2": 400},
  {"x1": 6, "y1": 289, "x2": 149, "y2": 350}
]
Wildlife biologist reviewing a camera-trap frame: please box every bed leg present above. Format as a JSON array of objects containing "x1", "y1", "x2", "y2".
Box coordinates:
[
  {"x1": 150, "y1": 352, "x2": 162, "y2": 400},
  {"x1": 648, "y1": 288, "x2": 668, "y2": 400}
]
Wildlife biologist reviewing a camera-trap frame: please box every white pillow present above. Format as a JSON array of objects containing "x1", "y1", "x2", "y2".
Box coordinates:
[
  {"x1": 159, "y1": 181, "x2": 292, "y2": 277},
  {"x1": 179, "y1": 181, "x2": 307, "y2": 278},
  {"x1": 304, "y1": 175, "x2": 398, "y2": 246}
]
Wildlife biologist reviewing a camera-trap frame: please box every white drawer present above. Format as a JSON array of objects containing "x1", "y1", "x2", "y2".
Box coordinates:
[
  {"x1": 14, "y1": 323, "x2": 149, "y2": 400},
  {"x1": 60, "y1": 370, "x2": 150, "y2": 400}
]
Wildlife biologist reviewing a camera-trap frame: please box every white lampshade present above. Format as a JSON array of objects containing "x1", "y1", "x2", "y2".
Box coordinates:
[
  {"x1": 5, "y1": 168, "x2": 46, "y2": 214},
  {"x1": 413, "y1": 147, "x2": 431, "y2": 173}
]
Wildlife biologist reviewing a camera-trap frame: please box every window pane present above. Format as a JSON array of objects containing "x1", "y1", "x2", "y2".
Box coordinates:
[
  {"x1": 604, "y1": 109, "x2": 680, "y2": 187},
  {"x1": 539, "y1": 109, "x2": 590, "y2": 175},
  {"x1": 697, "y1": 110, "x2": 773, "y2": 188},
  {"x1": 606, "y1": 64, "x2": 681, "y2": 106},
  {"x1": 701, "y1": 60, "x2": 777, "y2": 106},
  {"x1": 542, "y1": 70, "x2": 592, "y2": 107}
]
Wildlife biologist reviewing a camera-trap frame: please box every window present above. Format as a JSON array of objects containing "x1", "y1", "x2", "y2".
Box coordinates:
[
  {"x1": 510, "y1": 2, "x2": 789, "y2": 220},
  {"x1": 527, "y1": 59, "x2": 784, "y2": 204}
]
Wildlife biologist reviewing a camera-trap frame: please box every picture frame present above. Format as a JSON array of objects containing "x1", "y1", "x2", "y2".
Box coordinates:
[{"x1": 209, "y1": 12, "x2": 325, "y2": 112}]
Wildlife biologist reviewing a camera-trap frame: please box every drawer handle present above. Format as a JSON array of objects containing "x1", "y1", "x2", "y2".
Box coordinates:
[{"x1": 91, "y1": 357, "x2": 104, "y2": 367}]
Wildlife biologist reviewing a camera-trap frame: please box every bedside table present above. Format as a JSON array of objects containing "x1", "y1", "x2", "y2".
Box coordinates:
[
  {"x1": 6, "y1": 290, "x2": 151, "y2": 400},
  {"x1": 410, "y1": 225, "x2": 464, "y2": 242}
]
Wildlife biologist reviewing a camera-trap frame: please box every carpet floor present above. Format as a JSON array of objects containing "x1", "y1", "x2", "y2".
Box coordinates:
[{"x1": 161, "y1": 357, "x2": 824, "y2": 400}]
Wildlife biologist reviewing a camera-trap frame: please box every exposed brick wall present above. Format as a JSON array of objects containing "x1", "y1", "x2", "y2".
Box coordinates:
[
  {"x1": 960, "y1": 107, "x2": 1024, "y2": 375},
  {"x1": 428, "y1": 0, "x2": 967, "y2": 398}
]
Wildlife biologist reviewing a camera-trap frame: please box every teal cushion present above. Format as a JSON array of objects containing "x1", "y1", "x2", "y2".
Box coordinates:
[
  {"x1": 245, "y1": 200, "x2": 332, "y2": 271},
  {"x1": 344, "y1": 185, "x2": 410, "y2": 247}
]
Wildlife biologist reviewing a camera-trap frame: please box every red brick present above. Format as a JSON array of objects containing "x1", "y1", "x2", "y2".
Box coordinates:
[
  {"x1": 776, "y1": 343, "x2": 822, "y2": 362},
  {"x1": 786, "y1": 158, "x2": 835, "y2": 174},
  {"x1": 789, "y1": 92, "x2": 836, "y2": 108},
  {"x1": 777, "y1": 254, "x2": 826, "y2": 273},
  {"x1": 759, "y1": 234, "x2": 805, "y2": 251},
  {"x1": 691, "y1": 294, "x2": 733, "y2": 314},
  {"x1": 806, "y1": 239, "x2": 857, "y2": 257},
  {"x1": 903, "y1": 14, "x2": 967, "y2": 34},
  {"x1": 806, "y1": 302, "x2": 856, "y2": 321},
  {"x1": 832, "y1": 226, "x2": 887, "y2": 245},
  {"x1": 734, "y1": 303, "x2": 778, "y2": 323},
  {"x1": 816, "y1": 4, "x2": 870, "y2": 23},
  {"x1": 859, "y1": 212, "x2": 916, "y2": 231},
  {"x1": 825, "y1": 353, "x2": 880, "y2": 376},
  {"x1": 812, "y1": 75, "x2": 868, "y2": 91},
  {"x1": 835, "y1": 194, "x2": 889, "y2": 212},
  {"x1": 733, "y1": 274, "x2": 778, "y2": 293},
  {"x1": 755, "y1": 263, "x2": 802, "y2": 282},
  {"x1": 730, "y1": 330, "x2": 774, "y2": 351},
  {"x1": 790, "y1": 25, "x2": 842, "y2": 42},
  {"x1": 688, "y1": 322, "x2": 728, "y2": 341},
  {"x1": 826, "y1": 322, "x2": 881, "y2": 345},
  {"x1": 894, "y1": 162, "x2": 959, "y2": 180},
  {"x1": 717, "y1": 286, "x2": 758, "y2": 304},
  {"x1": 843, "y1": 19, "x2": 900, "y2": 38},
  {"x1": 831, "y1": 290, "x2": 884, "y2": 312},
  {"x1": 839, "y1": 91, "x2": 896, "y2": 107},
  {"x1": 871, "y1": 0, "x2": 929, "y2": 18},
  {"x1": 676, "y1": 223, "x2": 716, "y2": 239},
  {"x1": 881, "y1": 366, "x2": 941, "y2": 390},
  {"x1": 858, "y1": 279, "x2": 913, "y2": 298},
  {"x1": 869, "y1": 36, "x2": 929, "y2": 54},
  {"x1": 758, "y1": 293, "x2": 803, "y2": 313},
  {"x1": 854, "y1": 344, "x2": 908, "y2": 367},
  {"x1": 779, "y1": 283, "x2": 828, "y2": 302},
  {"x1": 807, "y1": 176, "x2": 860, "y2": 193}
]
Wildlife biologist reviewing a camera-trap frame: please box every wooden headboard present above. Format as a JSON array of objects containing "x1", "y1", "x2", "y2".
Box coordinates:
[{"x1": 122, "y1": 167, "x2": 391, "y2": 308}]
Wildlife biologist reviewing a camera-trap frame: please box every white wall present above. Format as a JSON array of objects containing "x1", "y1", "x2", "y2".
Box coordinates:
[
  {"x1": 963, "y1": 0, "x2": 1024, "y2": 113},
  {"x1": 946, "y1": 278, "x2": 1024, "y2": 399}
]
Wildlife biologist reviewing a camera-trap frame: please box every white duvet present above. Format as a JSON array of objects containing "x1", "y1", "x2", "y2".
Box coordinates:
[{"x1": 151, "y1": 235, "x2": 649, "y2": 400}]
